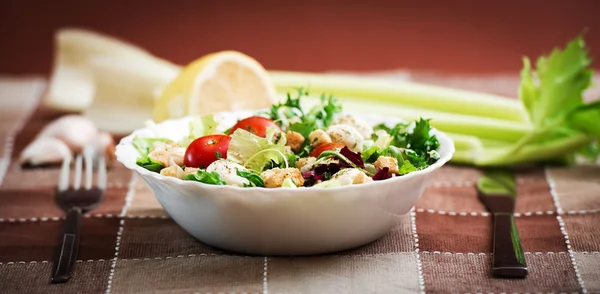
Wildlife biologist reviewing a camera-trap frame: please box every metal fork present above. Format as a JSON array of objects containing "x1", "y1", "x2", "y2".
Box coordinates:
[{"x1": 51, "y1": 146, "x2": 106, "y2": 284}]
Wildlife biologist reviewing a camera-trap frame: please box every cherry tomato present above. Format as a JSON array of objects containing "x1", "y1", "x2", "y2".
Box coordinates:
[
  {"x1": 229, "y1": 116, "x2": 279, "y2": 138},
  {"x1": 310, "y1": 143, "x2": 344, "y2": 158},
  {"x1": 184, "y1": 134, "x2": 231, "y2": 168}
]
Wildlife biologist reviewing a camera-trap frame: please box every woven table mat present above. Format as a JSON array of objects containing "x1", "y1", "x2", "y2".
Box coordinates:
[{"x1": 0, "y1": 75, "x2": 598, "y2": 294}]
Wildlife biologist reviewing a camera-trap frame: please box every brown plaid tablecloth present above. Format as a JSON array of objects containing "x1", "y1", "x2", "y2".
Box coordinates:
[{"x1": 0, "y1": 75, "x2": 599, "y2": 294}]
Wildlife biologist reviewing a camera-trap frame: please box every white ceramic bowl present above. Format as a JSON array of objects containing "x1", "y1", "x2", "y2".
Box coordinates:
[{"x1": 115, "y1": 111, "x2": 455, "y2": 256}]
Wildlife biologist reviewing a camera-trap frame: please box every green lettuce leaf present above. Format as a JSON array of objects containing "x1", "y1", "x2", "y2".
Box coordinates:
[
  {"x1": 179, "y1": 114, "x2": 219, "y2": 147},
  {"x1": 244, "y1": 150, "x2": 289, "y2": 173},
  {"x1": 373, "y1": 131, "x2": 392, "y2": 150},
  {"x1": 372, "y1": 119, "x2": 439, "y2": 166},
  {"x1": 307, "y1": 93, "x2": 343, "y2": 128},
  {"x1": 363, "y1": 143, "x2": 417, "y2": 173},
  {"x1": 236, "y1": 170, "x2": 265, "y2": 187},
  {"x1": 313, "y1": 179, "x2": 342, "y2": 188},
  {"x1": 408, "y1": 118, "x2": 441, "y2": 155},
  {"x1": 135, "y1": 156, "x2": 164, "y2": 173},
  {"x1": 373, "y1": 121, "x2": 410, "y2": 148},
  {"x1": 285, "y1": 153, "x2": 298, "y2": 168},
  {"x1": 383, "y1": 146, "x2": 409, "y2": 170},
  {"x1": 362, "y1": 145, "x2": 381, "y2": 163},
  {"x1": 404, "y1": 149, "x2": 428, "y2": 169},
  {"x1": 268, "y1": 88, "x2": 342, "y2": 131},
  {"x1": 288, "y1": 121, "x2": 316, "y2": 138},
  {"x1": 132, "y1": 136, "x2": 173, "y2": 156},
  {"x1": 227, "y1": 127, "x2": 288, "y2": 173},
  {"x1": 363, "y1": 119, "x2": 440, "y2": 170},
  {"x1": 398, "y1": 161, "x2": 417, "y2": 175},
  {"x1": 183, "y1": 170, "x2": 226, "y2": 185},
  {"x1": 281, "y1": 178, "x2": 298, "y2": 188}
]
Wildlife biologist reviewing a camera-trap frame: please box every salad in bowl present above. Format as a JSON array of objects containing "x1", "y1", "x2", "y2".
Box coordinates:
[
  {"x1": 116, "y1": 89, "x2": 454, "y2": 255},
  {"x1": 132, "y1": 89, "x2": 443, "y2": 189}
]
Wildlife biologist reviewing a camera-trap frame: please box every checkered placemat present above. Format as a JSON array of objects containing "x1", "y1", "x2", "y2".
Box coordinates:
[{"x1": 0, "y1": 76, "x2": 598, "y2": 294}]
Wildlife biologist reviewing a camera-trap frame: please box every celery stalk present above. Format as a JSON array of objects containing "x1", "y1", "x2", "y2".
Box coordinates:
[
  {"x1": 449, "y1": 150, "x2": 478, "y2": 165},
  {"x1": 440, "y1": 132, "x2": 591, "y2": 166},
  {"x1": 443, "y1": 133, "x2": 481, "y2": 164},
  {"x1": 446, "y1": 133, "x2": 483, "y2": 151},
  {"x1": 475, "y1": 134, "x2": 591, "y2": 166},
  {"x1": 301, "y1": 96, "x2": 532, "y2": 142},
  {"x1": 270, "y1": 70, "x2": 529, "y2": 123}
]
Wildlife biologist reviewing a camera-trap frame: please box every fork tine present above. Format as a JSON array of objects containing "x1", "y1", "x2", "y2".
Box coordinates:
[
  {"x1": 58, "y1": 155, "x2": 71, "y2": 191},
  {"x1": 73, "y1": 154, "x2": 83, "y2": 190},
  {"x1": 97, "y1": 155, "x2": 107, "y2": 190},
  {"x1": 83, "y1": 145, "x2": 94, "y2": 190}
]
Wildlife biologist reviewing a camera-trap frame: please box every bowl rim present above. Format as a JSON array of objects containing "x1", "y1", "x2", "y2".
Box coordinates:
[{"x1": 115, "y1": 111, "x2": 455, "y2": 193}]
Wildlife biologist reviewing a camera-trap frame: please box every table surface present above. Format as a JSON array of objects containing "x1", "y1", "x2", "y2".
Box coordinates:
[{"x1": 0, "y1": 75, "x2": 599, "y2": 294}]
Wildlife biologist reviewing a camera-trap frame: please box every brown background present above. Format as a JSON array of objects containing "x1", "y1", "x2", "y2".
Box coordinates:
[{"x1": 0, "y1": 0, "x2": 599, "y2": 75}]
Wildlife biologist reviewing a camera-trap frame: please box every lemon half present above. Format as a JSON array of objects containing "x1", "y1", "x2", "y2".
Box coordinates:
[{"x1": 153, "y1": 51, "x2": 278, "y2": 122}]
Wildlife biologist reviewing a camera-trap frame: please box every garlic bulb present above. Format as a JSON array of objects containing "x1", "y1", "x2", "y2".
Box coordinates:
[
  {"x1": 19, "y1": 114, "x2": 118, "y2": 168},
  {"x1": 35, "y1": 114, "x2": 99, "y2": 152},
  {"x1": 19, "y1": 137, "x2": 72, "y2": 166}
]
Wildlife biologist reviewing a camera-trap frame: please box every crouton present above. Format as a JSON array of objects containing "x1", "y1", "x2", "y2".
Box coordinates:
[
  {"x1": 148, "y1": 150, "x2": 171, "y2": 167},
  {"x1": 285, "y1": 131, "x2": 305, "y2": 153},
  {"x1": 260, "y1": 168, "x2": 304, "y2": 188},
  {"x1": 170, "y1": 146, "x2": 186, "y2": 166},
  {"x1": 374, "y1": 156, "x2": 399, "y2": 174},
  {"x1": 308, "y1": 129, "x2": 332, "y2": 147},
  {"x1": 353, "y1": 171, "x2": 373, "y2": 184},
  {"x1": 296, "y1": 157, "x2": 317, "y2": 172},
  {"x1": 183, "y1": 167, "x2": 199, "y2": 177},
  {"x1": 160, "y1": 164, "x2": 184, "y2": 179}
]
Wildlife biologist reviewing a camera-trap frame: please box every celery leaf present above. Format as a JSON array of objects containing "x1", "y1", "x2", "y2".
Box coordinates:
[
  {"x1": 519, "y1": 35, "x2": 593, "y2": 128},
  {"x1": 488, "y1": 34, "x2": 600, "y2": 166}
]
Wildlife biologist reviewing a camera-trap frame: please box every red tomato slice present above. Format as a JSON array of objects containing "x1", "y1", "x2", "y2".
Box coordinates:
[
  {"x1": 229, "y1": 116, "x2": 279, "y2": 138},
  {"x1": 310, "y1": 142, "x2": 344, "y2": 158},
  {"x1": 184, "y1": 134, "x2": 232, "y2": 168}
]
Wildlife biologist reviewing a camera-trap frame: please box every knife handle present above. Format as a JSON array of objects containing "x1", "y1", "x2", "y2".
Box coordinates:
[{"x1": 491, "y1": 213, "x2": 528, "y2": 278}]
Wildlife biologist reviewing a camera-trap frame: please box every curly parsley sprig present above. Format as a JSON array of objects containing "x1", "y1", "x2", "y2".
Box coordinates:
[{"x1": 268, "y1": 87, "x2": 342, "y2": 156}]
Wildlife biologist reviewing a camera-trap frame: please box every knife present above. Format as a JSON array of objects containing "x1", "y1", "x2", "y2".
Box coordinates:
[{"x1": 477, "y1": 169, "x2": 528, "y2": 279}]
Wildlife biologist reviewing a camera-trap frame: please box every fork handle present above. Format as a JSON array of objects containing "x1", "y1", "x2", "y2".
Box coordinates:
[
  {"x1": 51, "y1": 207, "x2": 82, "y2": 283},
  {"x1": 491, "y1": 213, "x2": 528, "y2": 278}
]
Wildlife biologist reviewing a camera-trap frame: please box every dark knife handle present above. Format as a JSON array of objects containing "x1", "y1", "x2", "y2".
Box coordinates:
[
  {"x1": 51, "y1": 207, "x2": 82, "y2": 283},
  {"x1": 491, "y1": 213, "x2": 528, "y2": 278}
]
